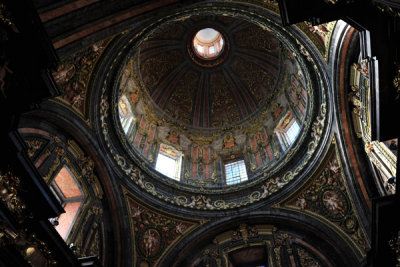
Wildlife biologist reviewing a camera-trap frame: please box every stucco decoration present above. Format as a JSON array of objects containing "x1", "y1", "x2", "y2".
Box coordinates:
[
  {"x1": 51, "y1": 38, "x2": 112, "y2": 123},
  {"x1": 277, "y1": 137, "x2": 370, "y2": 261},
  {"x1": 99, "y1": 5, "x2": 329, "y2": 210},
  {"x1": 349, "y1": 60, "x2": 397, "y2": 195},
  {"x1": 298, "y1": 21, "x2": 336, "y2": 62},
  {"x1": 123, "y1": 188, "x2": 205, "y2": 266},
  {"x1": 18, "y1": 128, "x2": 108, "y2": 264}
]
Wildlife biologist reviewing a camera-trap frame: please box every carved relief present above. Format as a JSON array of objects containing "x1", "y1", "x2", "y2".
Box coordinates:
[
  {"x1": 25, "y1": 139, "x2": 45, "y2": 158},
  {"x1": 210, "y1": 72, "x2": 240, "y2": 127},
  {"x1": 281, "y1": 139, "x2": 370, "y2": 258},
  {"x1": 0, "y1": 171, "x2": 28, "y2": 222},
  {"x1": 234, "y1": 25, "x2": 279, "y2": 52},
  {"x1": 164, "y1": 68, "x2": 199, "y2": 125},
  {"x1": 140, "y1": 50, "x2": 183, "y2": 92},
  {"x1": 184, "y1": 225, "x2": 334, "y2": 267},
  {"x1": 298, "y1": 21, "x2": 336, "y2": 61},
  {"x1": 297, "y1": 247, "x2": 322, "y2": 267},
  {"x1": 350, "y1": 61, "x2": 397, "y2": 195},
  {"x1": 125, "y1": 191, "x2": 202, "y2": 265},
  {"x1": 52, "y1": 38, "x2": 111, "y2": 118},
  {"x1": 230, "y1": 56, "x2": 277, "y2": 104},
  {"x1": 74, "y1": 205, "x2": 104, "y2": 260},
  {"x1": 0, "y1": 222, "x2": 57, "y2": 265}
]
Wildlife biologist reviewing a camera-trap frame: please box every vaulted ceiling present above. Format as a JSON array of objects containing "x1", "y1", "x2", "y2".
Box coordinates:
[{"x1": 13, "y1": 0, "x2": 377, "y2": 266}]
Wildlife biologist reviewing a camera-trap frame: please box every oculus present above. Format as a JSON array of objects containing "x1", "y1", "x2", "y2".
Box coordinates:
[{"x1": 193, "y1": 28, "x2": 224, "y2": 60}]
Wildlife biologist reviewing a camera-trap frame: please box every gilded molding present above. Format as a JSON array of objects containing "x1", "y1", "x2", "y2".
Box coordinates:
[
  {"x1": 350, "y1": 60, "x2": 397, "y2": 194},
  {"x1": 0, "y1": 171, "x2": 28, "y2": 222},
  {"x1": 25, "y1": 139, "x2": 44, "y2": 158},
  {"x1": 50, "y1": 37, "x2": 113, "y2": 125},
  {"x1": 99, "y1": 5, "x2": 328, "y2": 210}
]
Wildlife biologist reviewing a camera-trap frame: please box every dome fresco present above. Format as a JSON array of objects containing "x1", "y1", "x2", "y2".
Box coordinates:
[{"x1": 100, "y1": 6, "x2": 328, "y2": 210}]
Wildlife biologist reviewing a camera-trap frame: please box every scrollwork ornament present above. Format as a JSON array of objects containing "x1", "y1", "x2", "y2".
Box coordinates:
[
  {"x1": 99, "y1": 6, "x2": 328, "y2": 211},
  {"x1": 25, "y1": 139, "x2": 43, "y2": 158},
  {"x1": 297, "y1": 247, "x2": 321, "y2": 267},
  {"x1": 0, "y1": 171, "x2": 27, "y2": 221}
]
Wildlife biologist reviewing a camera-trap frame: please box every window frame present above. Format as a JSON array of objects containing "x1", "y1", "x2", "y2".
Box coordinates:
[
  {"x1": 50, "y1": 166, "x2": 85, "y2": 240},
  {"x1": 155, "y1": 143, "x2": 183, "y2": 181},
  {"x1": 275, "y1": 111, "x2": 300, "y2": 150},
  {"x1": 224, "y1": 159, "x2": 248, "y2": 185}
]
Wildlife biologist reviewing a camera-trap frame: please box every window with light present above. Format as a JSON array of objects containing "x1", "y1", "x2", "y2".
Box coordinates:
[
  {"x1": 118, "y1": 94, "x2": 134, "y2": 134},
  {"x1": 193, "y1": 28, "x2": 224, "y2": 59},
  {"x1": 225, "y1": 160, "x2": 248, "y2": 185},
  {"x1": 209, "y1": 46, "x2": 215, "y2": 54},
  {"x1": 275, "y1": 112, "x2": 301, "y2": 149},
  {"x1": 155, "y1": 143, "x2": 183, "y2": 181},
  {"x1": 285, "y1": 120, "x2": 300, "y2": 145},
  {"x1": 51, "y1": 166, "x2": 84, "y2": 240}
]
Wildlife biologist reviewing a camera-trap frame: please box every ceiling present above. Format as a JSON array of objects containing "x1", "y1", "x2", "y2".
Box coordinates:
[
  {"x1": 137, "y1": 15, "x2": 282, "y2": 129},
  {"x1": 17, "y1": 1, "x2": 373, "y2": 266}
]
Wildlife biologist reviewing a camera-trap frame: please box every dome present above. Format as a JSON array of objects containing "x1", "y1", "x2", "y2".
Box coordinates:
[
  {"x1": 137, "y1": 15, "x2": 284, "y2": 130},
  {"x1": 101, "y1": 7, "x2": 326, "y2": 210}
]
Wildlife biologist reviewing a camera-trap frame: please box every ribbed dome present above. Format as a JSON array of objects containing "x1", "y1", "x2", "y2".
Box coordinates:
[
  {"x1": 113, "y1": 9, "x2": 318, "y2": 195},
  {"x1": 100, "y1": 5, "x2": 328, "y2": 210},
  {"x1": 137, "y1": 15, "x2": 283, "y2": 129}
]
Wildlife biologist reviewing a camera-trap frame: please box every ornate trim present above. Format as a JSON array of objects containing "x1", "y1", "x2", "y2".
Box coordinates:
[
  {"x1": 123, "y1": 187, "x2": 206, "y2": 266},
  {"x1": 276, "y1": 137, "x2": 370, "y2": 261},
  {"x1": 0, "y1": 171, "x2": 29, "y2": 222},
  {"x1": 98, "y1": 5, "x2": 329, "y2": 210}
]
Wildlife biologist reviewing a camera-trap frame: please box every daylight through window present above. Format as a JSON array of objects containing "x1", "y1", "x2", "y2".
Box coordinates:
[
  {"x1": 155, "y1": 144, "x2": 183, "y2": 181},
  {"x1": 51, "y1": 166, "x2": 84, "y2": 240},
  {"x1": 285, "y1": 120, "x2": 300, "y2": 145},
  {"x1": 225, "y1": 160, "x2": 248, "y2": 185}
]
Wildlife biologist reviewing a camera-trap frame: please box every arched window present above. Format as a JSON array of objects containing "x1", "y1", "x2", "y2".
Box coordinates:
[
  {"x1": 155, "y1": 143, "x2": 183, "y2": 181},
  {"x1": 50, "y1": 166, "x2": 84, "y2": 240}
]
